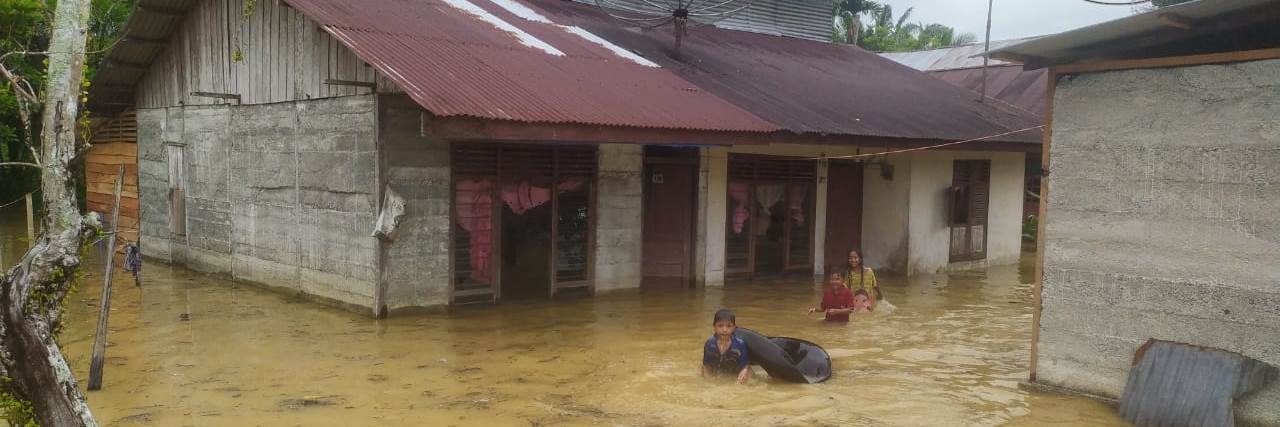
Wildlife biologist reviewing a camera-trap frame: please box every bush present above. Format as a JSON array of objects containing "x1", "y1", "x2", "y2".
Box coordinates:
[
  {"x1": 1022, "y1": 215, "x2": 1038, "y2": 242},
  {"x1": 0, "y1": 388, "x2": 38, "y2": 427}
]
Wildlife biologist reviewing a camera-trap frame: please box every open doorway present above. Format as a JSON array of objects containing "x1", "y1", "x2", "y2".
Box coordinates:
[{"x1": 500, "y1": 184, "x2": 553, "y2": 299}]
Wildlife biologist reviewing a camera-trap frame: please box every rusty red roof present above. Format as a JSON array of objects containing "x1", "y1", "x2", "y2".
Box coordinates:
[
  {"x1": 283, "y1": 0, "x2": 778, "y2": 133},
  {"x1": 529, "y1": 0, "x2": 1043, "y2": 144}
]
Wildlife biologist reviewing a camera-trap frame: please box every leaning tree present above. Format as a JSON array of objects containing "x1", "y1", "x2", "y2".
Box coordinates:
[{"x1": 0, "y1": 0, "x2": 101, "y2": 424}]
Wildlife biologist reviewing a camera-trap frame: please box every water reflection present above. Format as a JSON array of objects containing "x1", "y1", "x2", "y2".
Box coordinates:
[{"x1": 0, "y1": 206, "x2": 1126, "y2": 426}]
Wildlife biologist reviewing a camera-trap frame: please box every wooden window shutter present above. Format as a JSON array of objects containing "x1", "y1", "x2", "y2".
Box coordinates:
[
  {"x1": 166, "y1": 145, "x2": 186, "y2": 236},
  {"x1": 971, "y1": 161, "x2": 991, "y2": 257},
  {"x1": 452, "y1": 144, "x2": 499, "y2": 177}
]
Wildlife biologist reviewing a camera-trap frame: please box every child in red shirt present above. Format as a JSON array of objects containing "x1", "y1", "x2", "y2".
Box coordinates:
[{"x1": 809, "y1": 272, "x2": 855, "y2": 322}]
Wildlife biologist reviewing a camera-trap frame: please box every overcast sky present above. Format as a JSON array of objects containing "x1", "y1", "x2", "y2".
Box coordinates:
[{"x1": 876, "y1": 0, "x2": 1137, "y2": 41}]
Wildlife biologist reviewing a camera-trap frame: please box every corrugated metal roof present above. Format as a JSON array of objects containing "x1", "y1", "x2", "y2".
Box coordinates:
[
  {"x1": 89, "y1": 0, "x2": 198, "y2": 108},
  {"x1": 712, "y1": 0, "x2": 831, "y2": 42},
  {"x1": 929, "y1": 66, "x2": 1048, "y2": 117},
  {"x1": 286, "y1": 0, "x2": 777, "y2": 133},
  {"x1": 570, "y1": 0, "x2": 832, "y2": 42},
  {"x1": 533, "y1": 0, "x2": 1042, "y2": 144},
  {"x1": 880, "y1": 38, "x2": 1035, "y2": 71},
  {"x1": 992, "y1": 0, "x2": 1280, "y2": 67}
]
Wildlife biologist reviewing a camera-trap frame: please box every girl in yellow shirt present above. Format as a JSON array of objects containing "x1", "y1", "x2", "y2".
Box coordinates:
[{"x1": 843, "y1": 250, "x2": 880, "y2": 307}]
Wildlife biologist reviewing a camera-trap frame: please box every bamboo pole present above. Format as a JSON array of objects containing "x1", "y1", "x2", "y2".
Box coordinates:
[
  {"x1": 87, "y1": 165, "x2": 124, "y2": 391},
  {"x1": 25, "y1": 193, "x2": 34, "y2": 243}
]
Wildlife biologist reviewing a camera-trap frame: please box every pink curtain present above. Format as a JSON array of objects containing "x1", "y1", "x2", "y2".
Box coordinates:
[
  {"x1": 455, "y1": 179, "x2": 494, "y2": 284},
  {"x1": 789, "y1": 183, "x2": 807, "y2": 226},
  {"x1": 500, "y1": 179, "x2": 585, "y2": 215},
  {"x1": 729, "y1": 182, "x2": 750, "y2": 234},
  {"x1": 501, "y1": 181, "x2": 552, "y2": 215}
]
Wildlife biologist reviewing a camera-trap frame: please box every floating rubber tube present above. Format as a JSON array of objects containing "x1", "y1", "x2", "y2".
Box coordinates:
[{"x1": 736, "y1": 328, "x2": 832, "y2": 384}]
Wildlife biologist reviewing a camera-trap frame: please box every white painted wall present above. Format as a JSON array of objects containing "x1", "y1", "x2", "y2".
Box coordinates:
[
  {"x1": 697, "y1": 143, "x2": 887, "y2": 284},
  {"x1": 861, "y1": 154, "x2": 912, "y2": 272},
  {"x1": 694, "y1": 145, "x2": 1028, "y2": 283},
  {"x1": 697, "y1": 148, "x2": 729, "y2": 287},
  {"x1": 906, "y1": 150, "x2": 1026, "y2": 275}
]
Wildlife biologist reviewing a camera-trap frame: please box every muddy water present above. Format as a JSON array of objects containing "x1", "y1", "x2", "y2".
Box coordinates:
[{"x1": 1, "y1": 209, "x2": 1126, "y2": 426}]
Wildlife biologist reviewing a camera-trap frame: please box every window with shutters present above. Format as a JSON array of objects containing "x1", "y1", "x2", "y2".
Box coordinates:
[
  {"x1": 725, "y1": 154, "x2": 816, "y2": 277},
  {"x1": 450, "y1": 143, "x2": 596, "y2": 303},
  {"x1": 949, "y1": 159, "x2": 990, "y2": 262},
  {"x1": 165, "y1": 144, "x2": 186, "y2": 236}
]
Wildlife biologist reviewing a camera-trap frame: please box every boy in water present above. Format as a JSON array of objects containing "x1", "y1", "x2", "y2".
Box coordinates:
[
  {"x1": 702, "y1": 309, "x2": 751, "y2": 384},
  {"x1": 809, "y1": 272, "x2": 855, "y2": 322}
]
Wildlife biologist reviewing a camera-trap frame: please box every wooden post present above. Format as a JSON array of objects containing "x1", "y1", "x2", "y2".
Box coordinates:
[
  {"x1": 24, "y1": 193, "x2": 34, "y2": 243},
  {"x1": 87, "y1": 165, "x2": 124, "y2": 391}
]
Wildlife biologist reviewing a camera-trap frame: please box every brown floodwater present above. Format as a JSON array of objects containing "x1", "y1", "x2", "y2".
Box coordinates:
[{"x1": 1, "y1": 207, "x2": 1127, "y2": 426}]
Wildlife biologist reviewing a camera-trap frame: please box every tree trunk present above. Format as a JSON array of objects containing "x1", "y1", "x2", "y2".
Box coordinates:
[{"x1": 0, "y1": 0, "x2": 100, "y2": 425}]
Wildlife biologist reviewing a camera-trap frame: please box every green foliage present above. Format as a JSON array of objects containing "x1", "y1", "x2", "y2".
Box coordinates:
[
  {"x1": 831, "y1": 0, "x2": 882, "y2": 44},
  {"x1": 0, "y1": 0, "x2": 134, "y2": 201},
  {"x1": 853, "y1": 5, "x2": 979, "y2": 52},
  {"x1": 1, "y1": 378, "x2": 39, "y2": 427},
  {"x1": 1022, "y1": 215, "x2": 1038, "y2": 242}
]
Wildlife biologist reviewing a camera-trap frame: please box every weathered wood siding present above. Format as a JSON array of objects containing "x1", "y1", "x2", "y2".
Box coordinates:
[
  {"x1": 85, "y1": 110, "x2": 140, "y2": 252},
  {"x1": 135, "y1": 0, "x2": 381, "y2": 108}
]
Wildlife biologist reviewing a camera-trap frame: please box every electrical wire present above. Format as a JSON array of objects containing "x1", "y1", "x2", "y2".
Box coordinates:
[
  {"x1": 1079, "y1": 0, "x2": 1152, "y2": 5},
  {"x1": 803, "y1": 125, "x2": 1045, "y2": 161}
]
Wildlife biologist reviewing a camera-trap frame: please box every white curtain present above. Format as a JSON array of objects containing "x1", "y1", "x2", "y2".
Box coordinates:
[{"x1": 754, "y1": 184, "x2": 785, "y2": 235}]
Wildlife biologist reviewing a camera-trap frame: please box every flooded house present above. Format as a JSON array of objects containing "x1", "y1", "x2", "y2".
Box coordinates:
[
  {"x1": 882, "y1": 41, "x2": 1050, "y2": 218},
  {"x1": 87, "y1": 0, "x2": 1040, "y2": 316},
  {"x1": 993, "y1": 0, "x2": 1280, "y2": 422}
]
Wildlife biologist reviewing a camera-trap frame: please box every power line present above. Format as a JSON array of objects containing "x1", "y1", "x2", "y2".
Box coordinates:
[
  {"x1": 804, "y1": 126, "x2": 1045, "y2": 161},
  {"x1": 1080, "y1": 0, "x2": 1152, "y2": 5}
]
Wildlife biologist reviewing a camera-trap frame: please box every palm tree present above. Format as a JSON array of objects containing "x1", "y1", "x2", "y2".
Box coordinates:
[
  {"x1": 832, "y1": 0, "x2": 882, "y2": 44},
  {"x1": 917, "y1": 23, "x2": 978, "y2": 49}
]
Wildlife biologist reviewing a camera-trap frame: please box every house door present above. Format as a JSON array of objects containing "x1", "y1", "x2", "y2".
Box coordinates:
[
  {"x1": 824, "y1": 161, "x2": 863, "y2": 271},
  {"x1": 642, "y1": 163, "x2": 696, "y2": 289}
]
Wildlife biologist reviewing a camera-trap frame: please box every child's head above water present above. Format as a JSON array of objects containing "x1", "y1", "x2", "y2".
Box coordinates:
[
  {"x1": 852, "y1": 289, "x2": 871, "y2": 311},
  {"x1": 828, "y1": 272, "x2": 845, "y2": 289},
  {"x1": 712, "y1": 308, "x2": 737, "y2": 337}
]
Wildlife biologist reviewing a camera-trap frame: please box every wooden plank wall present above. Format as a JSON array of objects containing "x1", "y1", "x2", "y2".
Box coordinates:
[
  {"x1": 135, "y1": 0, "x2": 380, "y2": 108},
  {"x1": 85, "y1": 110, "x2": 140, "y2": 254}
]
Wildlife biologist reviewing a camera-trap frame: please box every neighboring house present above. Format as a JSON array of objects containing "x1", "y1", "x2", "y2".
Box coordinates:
[
  {"x1": 993, "y1": 0, "x2": 1280, "y2": 423},
  {"x1": 88, "y1": 0, "x2": 1040, "y2": 316},
  {"x1": 881, "y1": 39, "x2": 1048, "y2": 116},
  {"x1": 882, "y1": 40, "x2": 1049, "y2": 218}
]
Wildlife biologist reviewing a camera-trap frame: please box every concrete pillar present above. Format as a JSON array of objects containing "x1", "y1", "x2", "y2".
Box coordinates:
[
  {"x1": 696, "y1": 148, "x2": 728, "y2": 287},
  {"x1": 812, "y1": 159, "x2": 828, "y2": 278},
  {"x1": 594, "y1": 144, "x2": 644, "y2": 291}
]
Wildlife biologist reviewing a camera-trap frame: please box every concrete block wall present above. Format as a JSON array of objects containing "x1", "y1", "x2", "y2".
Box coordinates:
[
  {"x1": 381, "y1": 95, "x2": 451, "y2": 310},
  {"x1": 137, "y1": 95, "x2": 379, "y2": 310},
  {"x1": 1039, "y1": 59, "x2": 1280, "y2": 423},
  {"x1": 594, "y1": 144, "x2": 644, "y2": 291}
]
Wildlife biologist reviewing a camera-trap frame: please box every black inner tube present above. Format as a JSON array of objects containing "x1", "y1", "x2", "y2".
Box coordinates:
[{"x1": 736, "y1": 328, "x2": 832, "y2": 384}]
